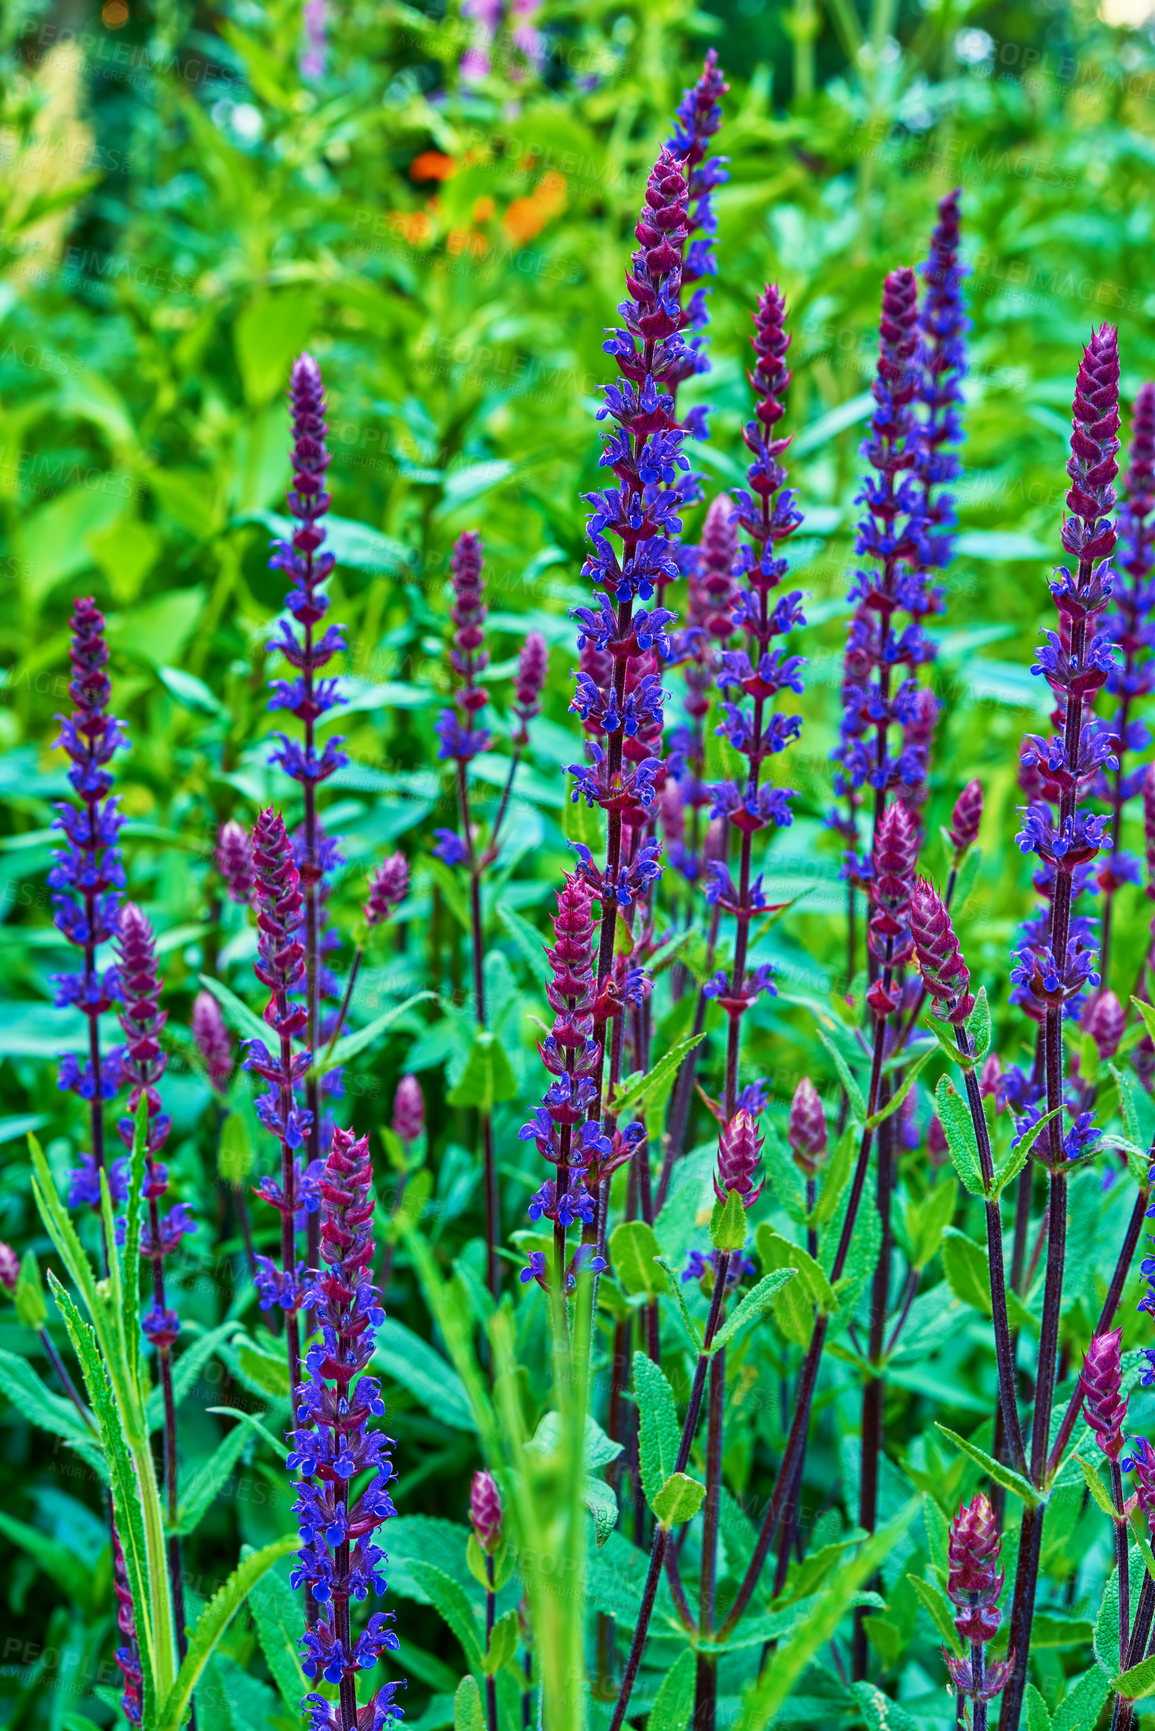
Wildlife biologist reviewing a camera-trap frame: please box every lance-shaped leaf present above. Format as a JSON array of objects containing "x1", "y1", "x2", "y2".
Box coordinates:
[
  {"x1": 446, "y1": 1030, "x2": 519, "y2": 1112},
  {"x1": 935, "y1": 1423, "x2": 1041, "y2": 1507},
  {"x1": 612, "y1": 1032, "x2": 706, "y2": 1121},
  {"x1": 652, "y1": 1472, "x2": 706, "y2": 1531}
]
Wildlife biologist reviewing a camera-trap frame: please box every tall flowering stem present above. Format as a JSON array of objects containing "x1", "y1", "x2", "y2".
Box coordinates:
[
  {"x1": 917, "y1": 188, "x2": 970, "y2": 572},
  {"x1": 945, "y1": 1496, "x2": 1013, "y2": 1731},
  {"x1": 436, "y1": 529, "x2": 503, "y2": 1298},
  {"x1": 909, "y1": 880, "x2": 1025, "y2": 1471},
  {"x1": 608, "y1": 1111, "x2": 761, "y2": 1731},
  {"x1": 49, "y1": 596, "x2": 128, "y2": 1230},
  {"x1": 704, "y1": 284, "x2": 805, "y2": 1119},
  {"x1": 268, "y1": 354, "x2": 349, "y2": 1289},
  {"x1": 569, "y1": 143, "x2": 690, "y2": 1239},
  {"x1": 1081, "y1": 1330, "x2": 1133, "y2": 1679},
  {"x1": 1098, "y1": 383, "x2": 1155, "y2": 990},
  {"x1": 245, "y1": 809, "x2": 313, "y2": 1407},
  {"x1": 116, "y1": 904, "x2": 197, "y2": 1676},
  {"x1": 288, "y1": 1127, "x2": 403, "y2": 1731},
  {"x1": 1000, "y1": 325, "x2": 1120, "y2": 1731}
]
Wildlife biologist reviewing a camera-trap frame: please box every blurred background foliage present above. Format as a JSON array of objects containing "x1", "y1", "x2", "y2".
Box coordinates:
[{"x1": 2, "y1": 0, "x2": 1155, "y2": 1722}]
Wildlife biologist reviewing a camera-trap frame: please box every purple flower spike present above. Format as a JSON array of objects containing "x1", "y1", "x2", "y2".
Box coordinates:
[
  {"x1": 714, "y1": 1108, "x2": 764, "y2": 1206},
  {"x1": 513, "y1": 630, "x2": 548, "y2": 747},
  {"x1": 1123, "y1": 1435, "x2": 1155, "y2": 1512},
  {"x1": 786, "y1": 1078, "x2": 827, "y2": 1176},
  {"x1": 49, "y1": 597, "x2": 128, "y2": 1207},
  {"x1": 216, "y1": 820, "x2": 255, "y2": 905},
  {"x1": 910, "y1": 878, "x2": 975, "y2": 1026},
  {"x1": 948, "y1": 780, "x2": 983, "y2": 854},
  {"x1": 469, "y1": 1469, "x2": 503, "y2": 1552},
  {"x1": 944, "y1": 1495, "x2": 1013, "y2": 1706},
  {"x1": 116, "y1": 905, "x2": 194, "y2": 1347},
  {"x1": 290, "y1": 1127, "x2": 402, "y2": 1718},
  {"x1": 391, "y1": 1075, "x2": 424, "y2": 1146},
  {"x1": 917, "y1": 189, "x2": 970, "y2": 571},
  {"x1": 1080, "y1": 1327, "x2": 1128, "y2": 1461},
  {"x1": 866, "y1": 802, "x2": 919, "y2": 1017},
  {"x1": 436, "y1": 531, "x2": 492, "y2": 767},
  {"x1": 192, "y1": 991, "x2": 232, "y2": 1093},
  {"x1": 365, "y1": 854, "x2": 409, "y2": 928}
]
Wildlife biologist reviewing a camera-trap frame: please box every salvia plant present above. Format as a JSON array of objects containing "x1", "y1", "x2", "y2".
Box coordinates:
[{"x1": 13, "y1": 41, "x2": 1155, "y2": 1731}]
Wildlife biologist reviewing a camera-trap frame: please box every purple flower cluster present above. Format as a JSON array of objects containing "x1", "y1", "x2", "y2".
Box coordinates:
[
  {"x1": 701, "y1": 285, "x2": 806, "y2": 1054},
  {"x1": 663, "y1": 47, "x2": 729, "y2": 528},
  {"x1": 864, "y1": 802, "x2": 919, "y2": 1018},
  {"x1": 831, "y1": 269, "x2": 942, "y2": 820},
  {"x1": 1012, "y1": 327, "x2": 1120, "y2": 1049},
  {"x1": 49, "y1": 598, "x2": 129, "y2": 1210},
  {"x1": 518, "y1": 875, "x2": 628, "y2": 1288},
  {"x1": 193, "y1": 991, "x2": 233, "y2": 1094},
  {"x1": 909, "y1": 878, "x2": 975, "y2": 1026},
  {"x1": 1080, "y1": 1328, "x2": 1128, "y2": 1459},
  {"x1": 568, "y1": 146, "x2": 692, "y2": 874},
  {"x1": 216, "y1": 819, "x2": 255, "y2": 905},
  {"x1": 916, "y1": 189, "x2": 970, "y2": 573},
  {"x1": 944, "y1": 1495, "x2": 1013, "y2": 1708},
  {"x1": 244, "y1": 810, "x2": 317, "y2": 1325},
  {"x1": 116, "y1": 905, "x2": 196, "y2": 1347},
  {"x1": 288, "y1": 1127, "x2": 403, "y2": 1730}
]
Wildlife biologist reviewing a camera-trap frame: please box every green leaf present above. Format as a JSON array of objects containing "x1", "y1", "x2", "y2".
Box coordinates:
[
  {"x1": 906, "y1": 1572, "x2": 961, "y2": 1656},
  {"x1": 172, "y1": 1425, "x2": 252, "y2": 1536},
  {"x1": 217, "y1": 1105, "x2": 255, "y2": 1187},
  {"x1": 734, "y1": 1502, "x2": 919, "y2": 1731},
  {"x1": 1075, "y1": 1454, "x2": 1116, "y2": 1519},
  {"x1": 864, "y1": 1044, "x2": 935, "y2": 1130},
  {"x1": 965, "y1": 987, "x2": 992, "y2": 1062},
  {"x1": 710, "y1": 1267, "x2": 800, "y2": 1355},
  {"x1": 652, "y1": 1472, "x2": 706, "y2": 1530},
  {"x1": 13, "y1": 1249, "x2": 46, "y2": 1331},
  {"x1": 1025, "y1": 1684, "x2": 1054, "y2": 1731},
  {"x1": 655, "y1": 1257, "x2": 704, "y2": 1351},
  {"x1": 814, "y1": 1023, "x2": 865, "y2": 1120},
  {"x1": 709, "y1": 1189, "x2": 748, "y2": 1253},
  {"x1": 483, "y1": 1610, "x2": 519, "y2": 1676},
  {"x1": 206, "y1": 1406, "x2": 289, "y2": 1462},
  {"x1": 611, "y1": 1033, "x2": 706, "y2": 1121},
  {"x1": 156, "y1": 1536, "x2": 299, "y2": 1731},
  {"x1": 411, "y1": 1560, "x2": 485, "y2": 1671},
  {"x1": 996, "y1": 1106, "x2": 1063, "y2": 1192},
  {"x1": 196, "y1": 974, "x2": 269, "y2": 1048},
  {"x1": 1132, "y1": 997, "x2": 1155, "y2": 1048},
  {"x1": 318, "y1": 991, "x2": 436, "y2": 1075},
  {"x1": 1112, "y1": 1653, "x2": 1155, "y2": 1698},
  {"x1": 756, "y1": 1226, "x2": 833, "y2": 1310},
  {"x1": 812, "y1": 1123, "x2": 855, "y2": 1226},
  {"x1": 248, "y1": 1563, "x2": 305, "y2": 1713},
  {"x1": 935, "y1": 1076, "x2": 984, "y2": 1196},
  {"x1": 1052, "y1": 1667, "x2": 1109, "y2": 1731},
  {"x1": 0, "y1": 1346, "x2": 96, "y2": 1453},
  {"x1": 446, "y1": 1030, "x2": 519, "y2": 1112},
  {"x1": 940, "y1": 1227, "x2": 993, "y2": 1316},
  {"x1": 374, "y1": 1318, "x2": 476, "y2": 1432},
  {"x1": 455, "y1": 1675, "x2": 484, "y2": 1731},
  {"x1": 935, "y1": 1423, "x2": 1041, "y2": 1507},
  {"x1": 633, "y1": 1352, "x2": 681, "y2": 1509},
  {"x1": 905, "y1": 1176, "x2": 958, "y2": 1270},
  {"x1": 647, "y1": 1649, "x2": 696, "y2": 1731},
  {"x1": 609, "y1": 1221, "x2": 669, "y2": 1298},
  {"x1": 0, "y1": 1507, "x2": 95, "y2": 1609}
]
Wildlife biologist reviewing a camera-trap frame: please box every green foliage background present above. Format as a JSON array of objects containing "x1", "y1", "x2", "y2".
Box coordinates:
[{"x1": 2, "y1": 0, "x2": 1155, "y2": 1725}]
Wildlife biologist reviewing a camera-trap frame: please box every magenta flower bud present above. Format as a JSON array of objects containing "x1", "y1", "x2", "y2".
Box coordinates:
[
  {"x1": 513, "y1": 630, "x2": 548, "y2": 746},
  {"x1": 392, "y1": 1074, "x2": 425, "y2": 1145},
  {"x1": 1084, "y1": 989, "x2": 1125, "y2": 1061},
  {"x1": 1062, "y1": 322, "x2": 1120, "y2": 564},
  {"x1": 714, "y1": 1108, "x2": 764, "y2": 1207},
  {"x1": 786, "y1": 1078, "x2": 826, "y2": 1176},
  {"x1": 216, "y1": 820, "x2": 255, "y2": 905},
  {"x1": 927, "y1": 1115, "x2": 949, "y2": 1163},
  {"x1": 909, "y1": 878, "x2": 975, "y2": 1026},
  {"x1": 947, "y1": 1494, "x2": 1004, "y2": 1648},
  {"x1": 0, "y1": 1242, "x2": 18, "y2": 1292},
  {"x1": 365, "y1": 853, "x2": 409, "y2": 928},
  {"x1": 470, "y1": 1468, "x2": 504, "y2": 1552},
  {"x1": 947, "y1": 779, "x2": 983, "y2": 854},
  {"x1": 192, "y1": 990, "x2": 232, "y2": 1093},
  {"x1": 1081, "y1": 1328, "x2": 1128, "y2": 1461}
]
